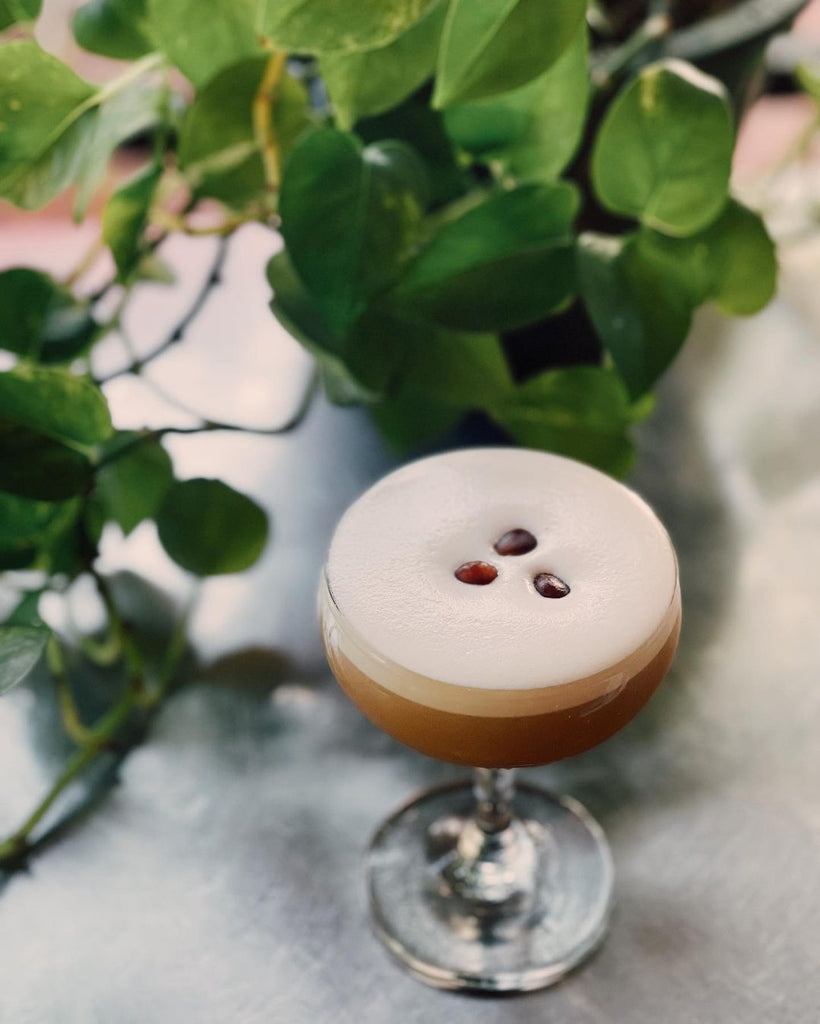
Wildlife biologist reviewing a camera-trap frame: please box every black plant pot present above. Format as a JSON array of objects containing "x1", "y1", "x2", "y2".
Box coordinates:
[{"x1": 501, "y1": 0, "x2": 809, "y2": 382}]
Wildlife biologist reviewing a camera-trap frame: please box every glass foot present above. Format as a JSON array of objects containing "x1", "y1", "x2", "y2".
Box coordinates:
[{"x1": 366, "y1": 778, "x2": 613, "y2": 993}]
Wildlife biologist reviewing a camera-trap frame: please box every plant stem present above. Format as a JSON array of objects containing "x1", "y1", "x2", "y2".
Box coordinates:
[
  {"x1": 154, "y1": 368, "x2": 318, "y2": 439},
  {"x1": 93, "y1": 52, "x2": 165, "y2": 109},
  {"x1": 0, "y1": 688, "x2": 138, "y2": 865},
  {"x1": 90, "y1": 570, "x2": 145, "y2": 688},
  {"x1": 151, "y1": 209, "x2": 253, "y2": 237},
  {"x1": 94, "y1": 367, "x2": 319, "y2": 470},
  {"x1": 49, "y1": 636, "x2": 97, "y2": 746},
  {"x1": 98, "y1": 236, "x2": 230, "y2": 384},
  {"x1": 63, "y1": 235, "x2": 105, "y2": 289},
  {"x1": 590, "y1": 2, "x2": 672, "y2": 90},
  {"x1": 253, "y1": 51, "x2": 288, "y2": 192},
  {"x1": 0, "y1": 570, "x2": 192, "y2": 867},
  {"x1": 0, "y1": 744, "x2": 101, "y2": 863}
]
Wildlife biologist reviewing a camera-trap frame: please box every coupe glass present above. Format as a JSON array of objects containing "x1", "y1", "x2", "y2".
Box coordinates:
[{"x1": 319, "y1": 450, "x2": 681, "y2": 993}]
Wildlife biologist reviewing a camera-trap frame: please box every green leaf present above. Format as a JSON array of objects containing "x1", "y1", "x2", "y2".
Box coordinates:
[
  {"x1": 0, "y1": 493, "x2": 80, "y2": 569},
  {"x1": 591, "y1": 59, "x2": 734, "y2": 237},
  {"x1": 0, "y1": 42, "x2": 164, "y2": 212},
  {"x1": 146, "y1": 0, "x2": 262, "y2": 86},
  {"x1": 356, "y1": 99, "x2": 465, "y2": 208},
  {"x1": 392, "y1": 183, "x2": 579, "y2": 331},
  {"x1": 0, "y1": 0, "x2": 41, "y2": 30},
  {"x1": 0, "y1": 42, "x2": 95, "y2": 209},
  {"x1": 267, "y1": 250, "x2": 383, "y2": 404},
  {"x1": 267, "y1": 250, "x2": 509, "y2": 421},
  {"x1": 267, "y1": 250, "x2": 344, "y2": 360},
  {"x1": 372, "y1": 326, "x2": 511, "y2": 450},
  {"x1": 95, "y1": 433, "x2": 174, "y2": 535},
  {"x1": 266, "y1": 0, "x2": 438, "y2": 54},
  {"x1": 343, "y1": 303, "x2": 427, "y2": 399},
  {"x1": 0, "y1": 268, "x2": 96, "y2": 363},
  {"x1": 0, "y1": 421, "x2": 92, "y2": 501},
  {"x1": 0, "y1": 491, "x2": 71, "y2": 548},
  {"x1": 433, "y1": 0, "x2": 586, "y2": 107},
  {"x1": 103, "y1": 163, "x2": 162, "y2": 281},
  {"x1": 634, "y1": 199, "x2": 777, "y2": 316},
  {"x1": 372, "y1": 393, "x2": 462, "y2": 450},
  {"x1": 444, "y1": 25, "x2": 588, "y2": 182},
  {"x1": 73, "y1": 0, "x2": 153, "y2": 60},
  {"x1": 0, "y1": 364, "x2": 111, "y2": 444},
  {"x1": 0, "y1": 625, "x2": 50, "y2": 695},
  {"x1": 280, "y1": 129, "x2": 427, "y2": 330},
  {"x1": 491, "y1": 366, "x2": 637, "y2": 477},
  {"x1": 399, "y1": 324, "x2": 512, "y2": 405},
  {"x1": 156, "y1": 478, "x2": 269, "y2": 576},
  {"x1": 577, "y1": 232, "x2": 693, "y2": 399},
  {"x1": 179, "y1": 57, "x2": 309, "y2": 210},
  {"x1": 321, "y1": 0, "x2": 446, "y2": 129},
  {"x1": 72, "y1": 74, "x2": 166, "y2": 219},
  {"x1": 702, "y1": 204, "x2": 777, "y2": 316}
]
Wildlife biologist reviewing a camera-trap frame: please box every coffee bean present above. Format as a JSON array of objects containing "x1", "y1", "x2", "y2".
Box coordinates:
[
  {"x1": 494, "y1": 528, "x2": 537, "y2": 556},
  {"x1": 533, "y1": 572, "x2": 570, "y2": 598},
  {"x1": 455, "y1": 561, "x2": 498, "y2": 585}
]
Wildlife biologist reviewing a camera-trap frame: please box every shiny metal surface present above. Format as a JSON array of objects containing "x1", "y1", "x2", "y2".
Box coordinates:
[{"x1": 0, "y1": 230, "x2": 819, "y2": 1022}]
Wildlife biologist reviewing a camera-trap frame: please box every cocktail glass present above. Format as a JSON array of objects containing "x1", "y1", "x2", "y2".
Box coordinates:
[{"x1": 320, "y1": 449, "x2": 681, "y2": 992}]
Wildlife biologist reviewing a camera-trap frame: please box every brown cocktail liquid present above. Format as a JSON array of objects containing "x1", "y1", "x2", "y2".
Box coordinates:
[{"x1": 321, "y1": 582, "x2": 680, "y2": 768}]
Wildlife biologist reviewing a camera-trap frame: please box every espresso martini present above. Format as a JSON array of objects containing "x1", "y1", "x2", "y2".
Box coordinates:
[
  {"x1": 321, "y1": 447, "x2": 680, "y2": 768},
  {"x1": 320, "y1": 447, "x2": 681, "y2": 992}
]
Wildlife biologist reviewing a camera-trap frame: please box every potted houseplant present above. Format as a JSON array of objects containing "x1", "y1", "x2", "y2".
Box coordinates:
[{"x1": 0, "y1": 0, "x2": 807, "y2": 865}]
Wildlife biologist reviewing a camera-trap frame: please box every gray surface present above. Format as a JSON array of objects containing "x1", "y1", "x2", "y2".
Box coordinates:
[{"x1": 1, "y1": 231, "x2": 819, "y2": 1022}]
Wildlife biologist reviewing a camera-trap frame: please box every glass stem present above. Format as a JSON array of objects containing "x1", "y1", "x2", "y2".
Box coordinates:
[
  {"x1": 473, "y1": 768, "x2": 516, "y2": 833},
  {"x1": 434, "y1": 767, "x2": 537, "y2": 916}
]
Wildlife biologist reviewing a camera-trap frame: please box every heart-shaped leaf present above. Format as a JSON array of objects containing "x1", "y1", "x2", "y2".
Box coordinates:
[
  {"x1": 156, "y1": 478, "x2": 269, "y2": 576},
  {"x1": 592, "y1": 59, "x2": 734, "y2": 236},
  {"x1": 73, "y1": 75, "x2": 166, "y2": 218},
  {"x1": 0, "y1": 42, "x2": 95, "y2": 209},
  {"x1": 634, "y1": 200, "x2": 777, "y2": 316},
  {"x1": 0, "y1": 41, "x2": 164, "y2": 212},
  {"x1": 0, "y1": 364, "x2": 111, "y2": 444},
  {"x1": 95, "y1": 433, "x2": 174, "y2": 536},
  {"x1": 73, "y1": 0, "x2": 153, "y2": 60},
  {"x1": 280, "y1": 129, "x2": 427, "y2": 331},
  {"x1": 0, "y1": 269, "x2": 96, "y2": 363}
]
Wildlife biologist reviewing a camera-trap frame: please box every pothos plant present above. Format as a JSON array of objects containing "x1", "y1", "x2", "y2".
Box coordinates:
[{"x1": 0, "y1": 0, "x2": 781, "y2": 866}]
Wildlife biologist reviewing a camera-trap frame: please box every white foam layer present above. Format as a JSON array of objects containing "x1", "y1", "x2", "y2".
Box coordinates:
[{"x1": 326, "y1": 448, "x2": 678, "y2": 690}]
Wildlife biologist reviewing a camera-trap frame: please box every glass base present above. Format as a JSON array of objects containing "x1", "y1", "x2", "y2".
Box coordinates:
[{"x1": 366, "y1": 778, "x2": 613, "y2": 993}]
